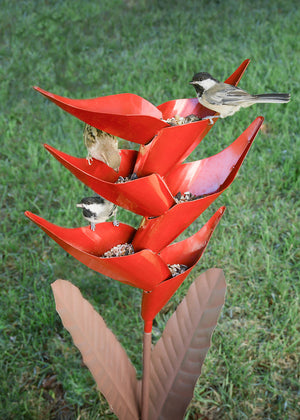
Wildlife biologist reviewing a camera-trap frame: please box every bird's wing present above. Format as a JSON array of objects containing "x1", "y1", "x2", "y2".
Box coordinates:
[
  {"x1": 108, "y1": 204, "x2": 117, "y2": 218},
  {"x1": 206, "y1": 84, "x2": 253, "y2": 105}
]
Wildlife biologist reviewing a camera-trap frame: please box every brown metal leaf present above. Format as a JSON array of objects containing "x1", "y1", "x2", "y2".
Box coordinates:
[
  {"x1": 148, "y1": 268, "x2": 226, "y2": 420},
  {"x1": 51, "y1": 280, "x2": 140, "y2": 420}
]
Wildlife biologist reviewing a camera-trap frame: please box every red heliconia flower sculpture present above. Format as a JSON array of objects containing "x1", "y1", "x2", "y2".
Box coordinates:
[
  {"x1": 26, "y1": 59, "x2": 263, "y2": 330},
  {"x1": 26, "y1": 59, "x2": 265, "y2": 420}
]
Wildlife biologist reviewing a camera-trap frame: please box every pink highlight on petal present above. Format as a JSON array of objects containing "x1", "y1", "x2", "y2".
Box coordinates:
[
  {"x1": 133, "y1": 117, "x2": 263, "y2": 253},
  {"x1": 165, "y1": 117, "x2": 264, "y2": 196}
]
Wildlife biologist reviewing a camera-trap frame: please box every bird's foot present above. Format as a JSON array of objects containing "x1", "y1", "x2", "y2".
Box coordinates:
[
  {"x1": 86, "y1": 156, "x2": 93, "y2": 165},
  {"x1": 90, "y1": 222, "x2": 96, "y2": 231},
  {"x1": 202, "y1": 115, "x2": 220, "y2": 125},
  {"x1": 113, "y1": 213, "x2": 119, "y2": 227}
]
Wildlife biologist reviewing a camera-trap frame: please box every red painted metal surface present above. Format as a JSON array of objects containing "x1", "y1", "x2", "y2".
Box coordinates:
[
  {"x1": 25, "y1": 207, "x2": 223, "y2": 297},
  {"x1": 33, "y1": 88, "x2": 169, "y2": 144},
  {"x1": 44, "y1": 144, "x2": 175, "y2": 217},
  {"x1": 132, "y1": 117, "x2": 263, "y2": 252},
  {"x1": 133, "y1": 120, "x2": 210, "y2": 178},
  {"x1": 26, "y1": 58, "x2": 259, "y2": 325},
  {"x1": 164, "y1": 117, "x2": 263, "y2": 194},
  {"x1": 24, "y1": 211, "x2": 170, "y2": 291},
  {"x1": 141, "y1": 207, "x2": 225, "y2": 331},
  {"x1": 53, "y1": 148, "x2": 137, "y2": 181},
  {"x1": 223, "y1": 58, "x2": 251, "y2": 86},
  {"x1": 34, "y1": 59, "x2": 250, "y2": 146}
]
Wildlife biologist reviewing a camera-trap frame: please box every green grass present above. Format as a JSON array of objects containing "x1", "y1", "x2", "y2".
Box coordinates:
[{"x1": 1, "y1": 0, "x2": 299, "y2": 418}]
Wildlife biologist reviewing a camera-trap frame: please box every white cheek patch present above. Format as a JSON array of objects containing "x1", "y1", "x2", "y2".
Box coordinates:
[
  {"x1": 198, "y1": 79, "x2": 217, "y2": 90},
  {"x1": 86, "y1": 203, "x2": 104, "y2": 214}
]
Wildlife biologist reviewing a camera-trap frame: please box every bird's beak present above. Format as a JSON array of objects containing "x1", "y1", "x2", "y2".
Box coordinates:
[
  {"x1": 76, "y1": 203, "x2": 84, "y2": 208},
  {"x1": 189, "y1": 81, "x2": 196, "y2": 85}
]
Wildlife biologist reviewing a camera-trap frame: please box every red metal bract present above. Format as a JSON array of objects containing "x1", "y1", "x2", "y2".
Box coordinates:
[
  {"x1": 133, "y1": 120, "x2": 210, "y2": 178},
  {"x1": 24, "y1": 211, "x2": 170, "y2": 291},
  {"x1": 164, "y1": 117, "x2": 264, "y2": 195},
  {"x1": 132, "y1": 194, "x2": 218, "y2": 253},
  {"x1": 223, "y1": 59, "x2": 251, "y2": 86},
  {"x1": 50, "y1": 148, "x2": 137, "y2": 181},
  {"x1": 157, "y1": 97, "x2": 202, "y2": 120},
  {"x1": 141, "y1": 207, "x2": 225, "y2": 332},
  {"x1": 25, "y1": 207, "x2": 223, "y2": 296},
  {"x1": 34, "y1": 87, "x2": 169, "y2": 144},
  {"x1": 132, "y1": 117, "x2": 264, "y2": 252},
  {"x1": 44, "y1": 144, "x2": 175, "y2": 217},
  {"x1": 34, "y1": 59, "x2": 250, "y2": 146},
  {"x1": 26, "y1": 59, "x2": 257, "y2": 323}
]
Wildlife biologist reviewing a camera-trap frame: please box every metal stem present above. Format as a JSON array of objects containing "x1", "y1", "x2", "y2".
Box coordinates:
[{"x1": 141, "y1": 328, "x2": 152, "y2": 420}]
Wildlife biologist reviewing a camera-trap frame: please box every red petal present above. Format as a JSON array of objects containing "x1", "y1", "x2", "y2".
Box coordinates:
[
  {"x1": 164, "y1": 117, "x2": 263, "y2": 195},
  {"x1": 34, "y1": 59, "x2": 250, "y2": 145},
  {"x1": 34, "y1": 88, "x2": 168, "y2": 144},
  {"x1": 133, "y1": 120, "x2": 210, "y2": 177},
  {"x1": 44, "y1": 144, "x2": 175, "y2": 217},
  {"x1": 141, "y1": 207, "x2": 225, "y2": 326},
  {"x1": 24, "y1": 211, "x2": 170, "y2": 291},
  {"x1": 133, "y1": 117, "x2": 263, "y2": 252}
]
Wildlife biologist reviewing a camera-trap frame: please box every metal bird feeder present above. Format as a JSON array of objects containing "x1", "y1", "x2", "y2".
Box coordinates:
[{"x1": 26, "y1": 59, "x2": 265, "y2": 420}]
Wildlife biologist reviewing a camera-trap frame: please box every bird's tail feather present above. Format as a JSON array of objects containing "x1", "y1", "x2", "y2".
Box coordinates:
[{"x1": 253, "y1": 93, "x2": 290, "y2": 103}]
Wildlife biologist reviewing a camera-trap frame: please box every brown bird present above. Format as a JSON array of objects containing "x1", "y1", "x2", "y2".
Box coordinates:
[{"x1": 83, "y1": 124, "x2": 121, "y2": 171}]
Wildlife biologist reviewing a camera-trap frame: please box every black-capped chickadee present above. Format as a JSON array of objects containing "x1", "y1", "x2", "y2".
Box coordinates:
[
  {"x1": 76, "y1": 196, "x2": 119, "y2": 231},
  {"x1": 190, "y1": 72, "x2": 290, "y2": 123},
  {"x1": 83, "y1": 124, "x2": 121, "y2": 171}
]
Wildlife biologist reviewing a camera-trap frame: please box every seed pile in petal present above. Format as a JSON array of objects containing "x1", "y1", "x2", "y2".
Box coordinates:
[
  {"x1": 167, "y1": 264, "x2": 188, "y2": 277},
  {"x1": 102, "y1": 243, "x2": 135, "y2": 258},
  {"x1": 116, "y1": 173, "x2": 139, "y2": 183},
  {"x1": 174, "y1": 191, "x2": 199, "y2": 203},
  {"x1": 163, "y1": 114, "x2": 201, "y2": 126}
]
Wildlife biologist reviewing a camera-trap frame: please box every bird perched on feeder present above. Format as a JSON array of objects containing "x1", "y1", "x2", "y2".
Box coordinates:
[
  {"x1": 83, "y1": 124, "x2": 121, "y2": 171},
  {"x1": 190, "y1": 72, "x2": 290, "y2": 124},
  {"x1": 76, "y1": 195, "x2": 119, "y2": 231}
]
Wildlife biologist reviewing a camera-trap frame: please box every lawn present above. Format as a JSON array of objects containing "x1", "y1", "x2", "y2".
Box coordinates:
[{"x1": 0, "y1": 0, "x2": 299, "y2": 418}]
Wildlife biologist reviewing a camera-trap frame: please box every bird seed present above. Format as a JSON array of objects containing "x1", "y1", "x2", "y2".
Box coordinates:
[
  {"x1": 168, "y1": 264, "x2": 188, "y2": 277},
  {"x1": 116, "y1": 173, "x2": 138, "y2": 183},
  {"x1": 163, "y1": 114, "x2": 201, "y2": 126},
  {"x1": 174, "y1": 191, "x2": 199, "y2": 203},
  {"x1": 101, "y1": 243, "x2": 135, "y2": 258}
]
